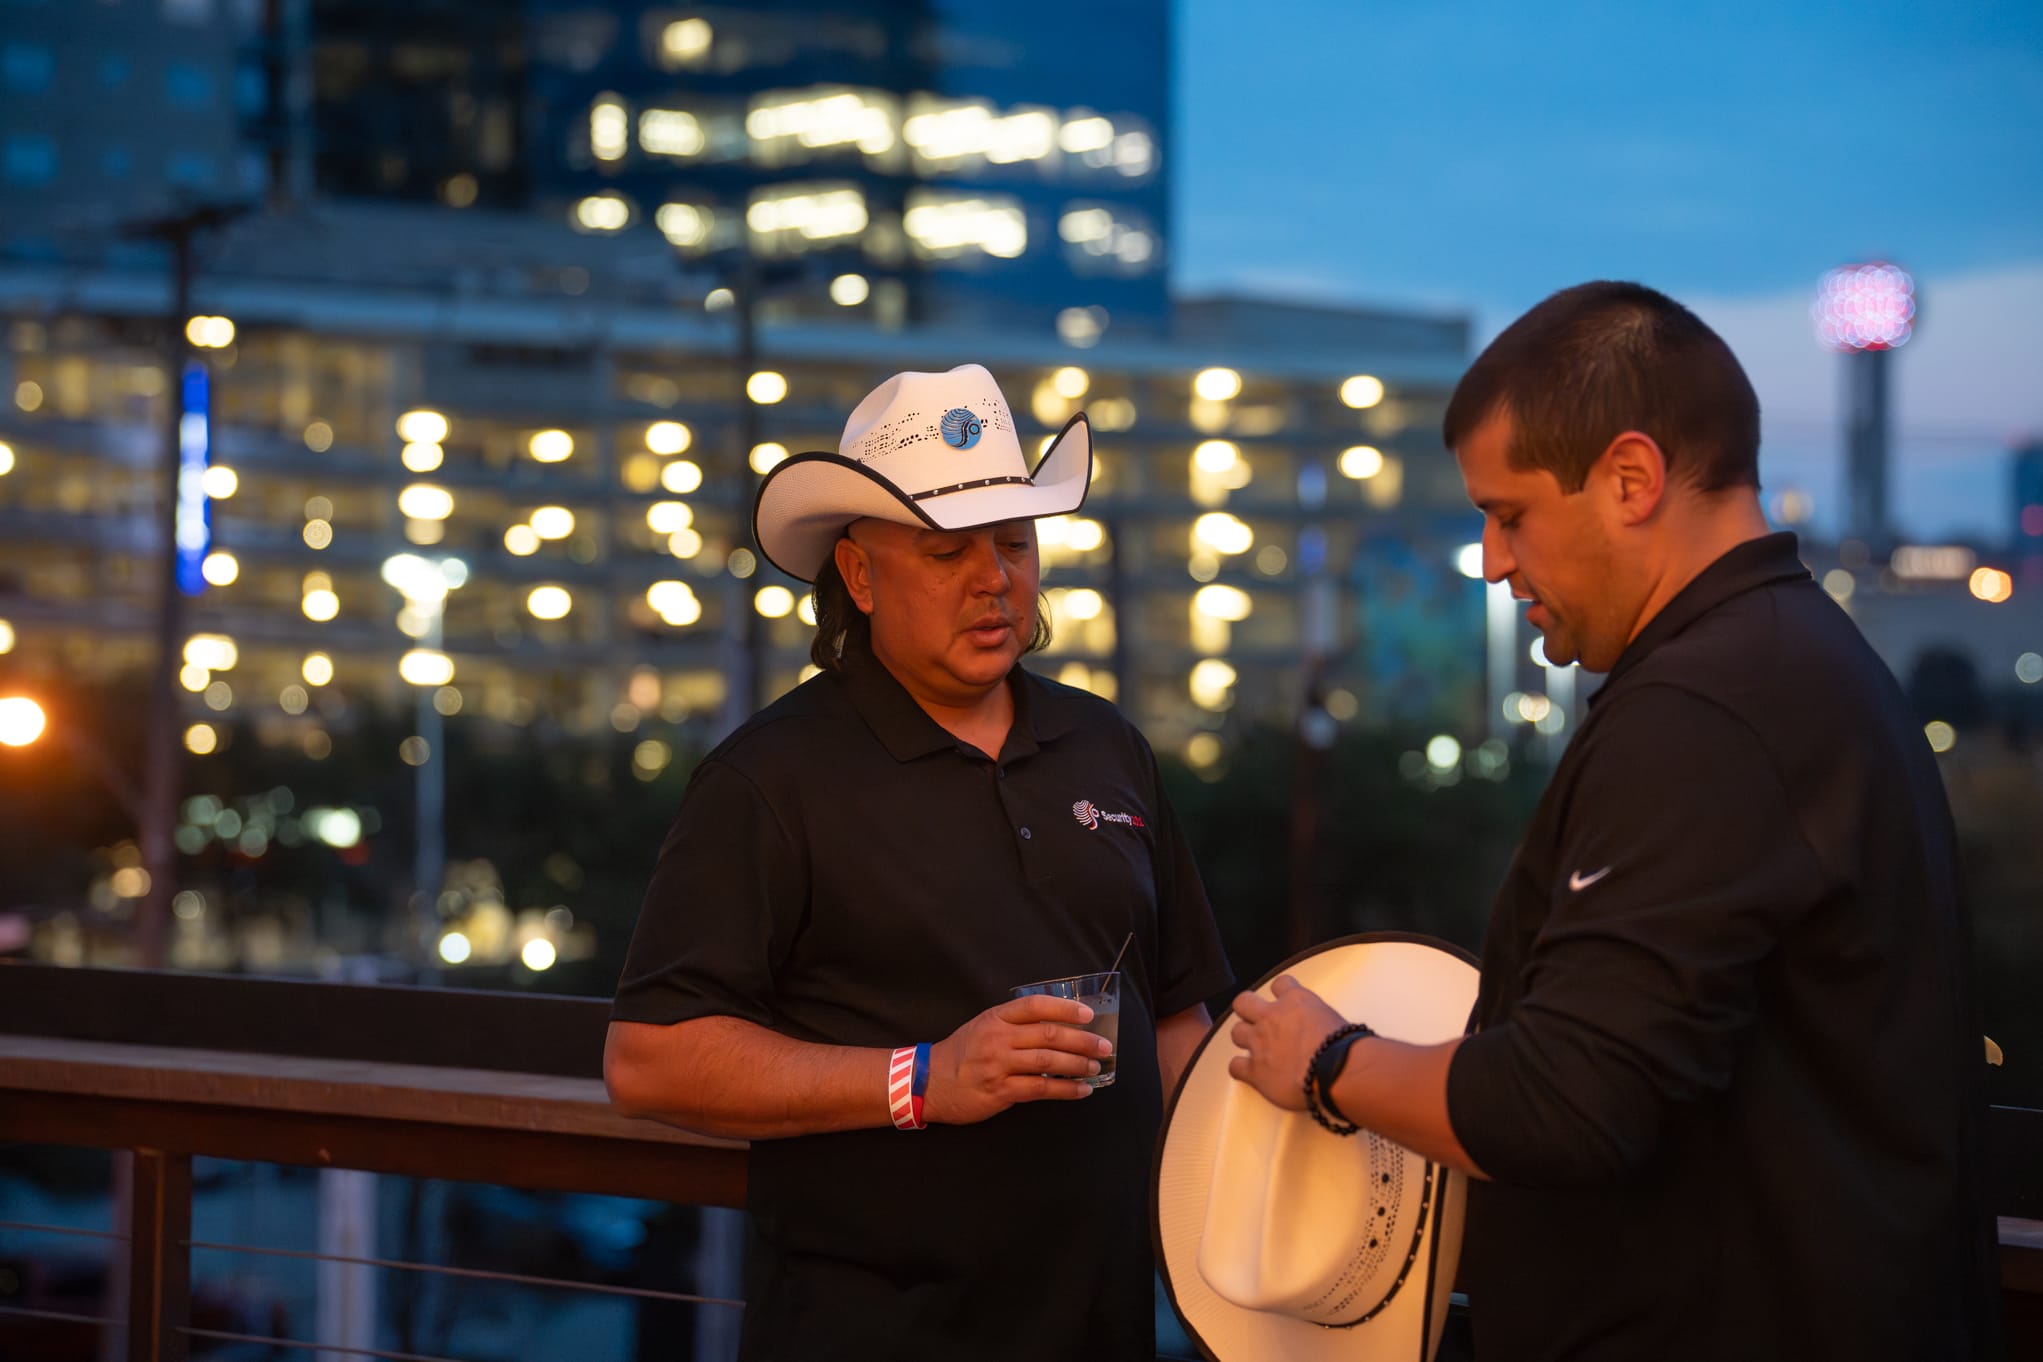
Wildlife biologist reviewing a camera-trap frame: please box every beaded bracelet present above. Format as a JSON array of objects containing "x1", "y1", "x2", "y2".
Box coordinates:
[{"x1": 1302, "y1": 1022, "x2": 1372, "y2": 1136}]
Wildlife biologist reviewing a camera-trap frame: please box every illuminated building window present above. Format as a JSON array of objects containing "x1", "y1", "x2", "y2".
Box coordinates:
[
  {"x1": 1058, "y1": 203, "x2": 1158, "y2": 275},
  {"x1": 658, "y1": 17, "x2": 714, "y2": 69},
  {"x1": 572, "y1": 194, "x2": 632, "y2": 233},
  {"x1": 904, "y1": 97, "x2": 1058, "y2": 171},
  {"x1": 655, "y1": 201, "x2": 718, "y2": 250},
  {"x1": 747, "y1": 183, "x2": 868, "y2": 253},
  {"x1": 590, "y1": 97, "x2": 630, "y2": 162},
  {"x1": 747, "y1": 87, "x2": 897, "y2": 166},
  {"x1": 903, "y1": 189, "x2": 1026, "y2": 260},
  {"x1": 641, "y1": 108, "x2": 708, "y2": 158}
]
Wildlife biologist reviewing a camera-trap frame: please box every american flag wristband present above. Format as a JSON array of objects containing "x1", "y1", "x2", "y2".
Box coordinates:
[{"x1": 888, "y1": 1043, "x2": 930, "y2": 1130}]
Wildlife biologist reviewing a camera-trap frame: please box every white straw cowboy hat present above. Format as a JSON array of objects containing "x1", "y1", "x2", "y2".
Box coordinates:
[
  {"x1": 1155, "y1": 934, "x2": 1480, "y2": 1362},
  {"x1": 751, "y1": 363, "x2": 1092, "y2": 582}
]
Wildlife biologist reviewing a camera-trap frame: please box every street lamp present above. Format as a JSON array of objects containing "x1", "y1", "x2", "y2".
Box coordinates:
[
  {"x1": 0, "y1": 696, "x2": 48, "y2": 748},
  {"x1": 124, "y1": 200, "x2": 254, "y2": 970},
  {"x1": 0, "y1": 695, "x2": 144, "y2": 825},
  {"x1": 382, "y1": 553, "x2": 466, "y2": 976}
]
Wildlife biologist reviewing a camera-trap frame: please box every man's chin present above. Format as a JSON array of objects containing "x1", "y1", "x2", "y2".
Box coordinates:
[{"x1": 949, "y1": 641, "x2": 1021, "y2": 687}]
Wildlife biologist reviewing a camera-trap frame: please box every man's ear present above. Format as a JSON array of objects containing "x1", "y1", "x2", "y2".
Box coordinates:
[
  {"x1": 1595, "y1": 430, "x2": 1668, "y2": 526},
  {"x1": 834, "y1": 534, "x2": 876, "y2": 616}
]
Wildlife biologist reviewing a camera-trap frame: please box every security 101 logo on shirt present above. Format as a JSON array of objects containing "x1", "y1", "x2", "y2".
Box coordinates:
[{"x1": 1073, "y1": 799, "x2": 1146, "y2": 831}]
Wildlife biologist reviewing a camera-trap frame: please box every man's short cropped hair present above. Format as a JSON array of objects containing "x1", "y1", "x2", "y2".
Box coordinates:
[{"x1": 1442, "y1": 281, "x2": 1761, "y2": 494}]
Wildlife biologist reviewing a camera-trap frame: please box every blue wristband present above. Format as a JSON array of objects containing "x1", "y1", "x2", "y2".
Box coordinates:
[{"x1": 912, "y1": 1041, "x2": 930, "y2": 1098}]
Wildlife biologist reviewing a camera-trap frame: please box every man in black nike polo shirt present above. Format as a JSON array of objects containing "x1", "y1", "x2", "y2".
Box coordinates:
[
  {"x1": 1227, "y1": 284, "x2": 1999, "y2": 1360},
  {"x1": 605, "y1": 365, "x2": 1232, "y2": 1360}
]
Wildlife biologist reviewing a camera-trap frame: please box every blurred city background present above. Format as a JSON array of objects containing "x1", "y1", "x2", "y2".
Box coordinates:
[{"x1": 1, "y1": 1, "x2": 2039, "y2": 1357}]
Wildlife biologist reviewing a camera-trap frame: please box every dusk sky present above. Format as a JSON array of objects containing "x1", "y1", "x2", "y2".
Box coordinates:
[{"x1": 1175, "y1": 0, "x2": 2043, "y2": 542}]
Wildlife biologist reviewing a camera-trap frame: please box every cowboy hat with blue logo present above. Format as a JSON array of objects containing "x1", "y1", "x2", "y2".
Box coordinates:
[{"x1": 751, "y1": 363, "x2": 1092, "y2": 582}]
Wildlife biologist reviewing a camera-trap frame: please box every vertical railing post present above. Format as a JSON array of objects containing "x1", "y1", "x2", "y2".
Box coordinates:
[{"x1": 127, "y1": 1147, "x2": 191, "y2": 1362}]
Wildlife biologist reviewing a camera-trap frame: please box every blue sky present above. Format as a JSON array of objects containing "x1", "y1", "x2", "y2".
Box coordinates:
[{"x1": 1175, "y1": 1, "x2": 2043, "y2": 541}]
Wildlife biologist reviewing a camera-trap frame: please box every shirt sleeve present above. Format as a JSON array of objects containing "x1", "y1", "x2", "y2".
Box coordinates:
[
  {"x1": 1446, "y1": 683, "x2": 1832, "y2": 1187},
  {"x1": 611, "y1": 757, "x2": 809, "y2": 1029},
  {"x1": 1141, "y1": 737, "x2": 1236, "y2": 1017}
]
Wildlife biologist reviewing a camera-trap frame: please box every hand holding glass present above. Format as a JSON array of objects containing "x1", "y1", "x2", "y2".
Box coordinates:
[{"x1": 1011, "y1": 970, "x2": 1120, "y2": 1087}]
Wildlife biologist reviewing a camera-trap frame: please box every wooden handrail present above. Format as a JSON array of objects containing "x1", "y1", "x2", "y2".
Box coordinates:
[
  {"x1": 0, "y1": 1035, "x2": 734, "y2": 1147},
  {"x1": 0, "y1": 1034, "x2": 747, "y2": 1208}
]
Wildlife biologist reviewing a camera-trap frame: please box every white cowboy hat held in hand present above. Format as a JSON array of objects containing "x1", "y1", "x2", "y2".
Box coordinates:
[{"x1": 1155, "y1": 934, "x2": 1479, "y2": 1361}]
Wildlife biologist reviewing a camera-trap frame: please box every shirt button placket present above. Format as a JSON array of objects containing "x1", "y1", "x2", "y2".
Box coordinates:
[{"x1": 993, "y1": 763, "x2": 1030, "y2": 851}]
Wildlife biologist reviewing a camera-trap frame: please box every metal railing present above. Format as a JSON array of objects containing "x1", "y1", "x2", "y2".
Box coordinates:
[
  {"x1": 2, "y1": 960, "x2": 2040, "y2": 1360},
  {"x1": 0, "y1": 962, "x2": 744, "y2": 1360}
]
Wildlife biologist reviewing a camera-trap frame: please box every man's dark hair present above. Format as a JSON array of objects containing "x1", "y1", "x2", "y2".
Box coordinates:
[
  {"x1": 1441, "y1": 281, "x2": 1761, "y2": 494},
  {"x1": 807, "y1": 539, "x2": 1054, "y2": 672}
]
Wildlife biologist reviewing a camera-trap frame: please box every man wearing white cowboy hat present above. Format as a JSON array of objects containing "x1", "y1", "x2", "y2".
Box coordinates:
[
  {"x1": 1221, "y1": 283, "x2": 1998, "y2": 1360},
  {"x1": 606, "y1": 363, "x2": 1234, "y2": 1360}
]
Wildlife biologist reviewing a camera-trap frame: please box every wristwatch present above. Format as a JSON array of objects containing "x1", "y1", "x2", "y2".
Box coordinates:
[{"x1": 1304, "y1": 1022, "x2": 1373, "y2": 1136}]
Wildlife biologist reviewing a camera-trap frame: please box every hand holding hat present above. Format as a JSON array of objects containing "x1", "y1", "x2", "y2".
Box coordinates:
[{"x1": 1227, "y1": 974, "x2": 1351, "y2": 1113}]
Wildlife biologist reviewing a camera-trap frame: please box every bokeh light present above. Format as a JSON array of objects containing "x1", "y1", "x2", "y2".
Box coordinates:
[
  {"x1": 1339, "y1": 445, "x2": 1384, "y2": 480},
  {"x1": 528, "y1": 429, "x2": 574, "y2": 463},
  {"x1": 1340, "y1": 375, "x2": 1385, "y2": 409},
  {"x1": 397, "y1": 410, "x2": 449, "y2": 444},
  {"x1": 398, "y1": 649, "x2": 455, "y2": 686},
  {"x1": 1969, "y1": 567, "x2": 2014, "y2": 604},
  {"x1": 646, "y1": 421, "x2": 692, "y2": 455},
  {"x1": 526, "y1": 586, "x2": 573, "y2": 620},
  {"x1": 1813, "y1": 262, "x2": 1916, "y2": 352},
  {"x1": 529, "y1": 506, "x2": 575, "y2": 540},
  {"x1": 0, "y1": 696, "x2": 48, "y2": 747}
]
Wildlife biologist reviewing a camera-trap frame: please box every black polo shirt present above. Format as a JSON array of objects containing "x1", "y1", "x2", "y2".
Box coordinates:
[
  {"x1": 613, "y1": 659, "x2": 1233, "y2": 1362},
  {"x1": 1444, "y1": 533, "x2": 2000, "y2": 1361}
]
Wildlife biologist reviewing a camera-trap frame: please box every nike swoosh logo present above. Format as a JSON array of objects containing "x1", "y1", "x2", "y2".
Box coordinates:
[{"x1": 1568, "y1": 866, "x2": 1612, "y2": 892}]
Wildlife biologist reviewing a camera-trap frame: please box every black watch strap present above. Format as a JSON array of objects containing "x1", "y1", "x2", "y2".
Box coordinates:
[{"x1": 1304, "y1": 1022, "x2": 1373, "y2": 1135}]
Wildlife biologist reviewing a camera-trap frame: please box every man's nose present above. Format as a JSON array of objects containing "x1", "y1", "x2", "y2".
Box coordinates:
[
  {"x1": 967, "y1": 535, "x2": 1011, "y2": 592},
  {"x1": 1482, "y1": 522, "x2": 1515, "y2": 585}
]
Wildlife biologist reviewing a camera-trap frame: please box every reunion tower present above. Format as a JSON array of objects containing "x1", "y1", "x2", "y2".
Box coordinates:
[{"x1": 1813, "y1": 262, "x2": 1917, "y2": 545}]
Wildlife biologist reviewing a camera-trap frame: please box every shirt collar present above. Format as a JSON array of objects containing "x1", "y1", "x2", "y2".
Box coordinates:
[
  {"x1": 836, "y1": 657, "x2": 1077, "y2": 762},
  {"x1": 1592, "y1": 531, "x2": 1811, "y2": 704}
]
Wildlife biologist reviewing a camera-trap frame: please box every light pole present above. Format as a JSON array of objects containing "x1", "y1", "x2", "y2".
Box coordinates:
[
  {"x1": 383, "y1": 553, "x2": 466, "y2": 976},
  {"x1": 1286, "y1": 467, "x2": 1336, "y2": 953},
  {"x1": 125, "y1": 202, "x2": 251, "y2": 969},
  {"x1": 713, "y1": 255, "x2": 810, "y2": 736},
  {"x1": 722, "y1": 257, "x2": 768, "y2": 734}
]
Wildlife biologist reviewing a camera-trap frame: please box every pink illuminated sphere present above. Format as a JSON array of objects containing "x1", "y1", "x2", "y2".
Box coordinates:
[{"x1": 1813, "y1": 262, "x2": 1916, "y2": 352}]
